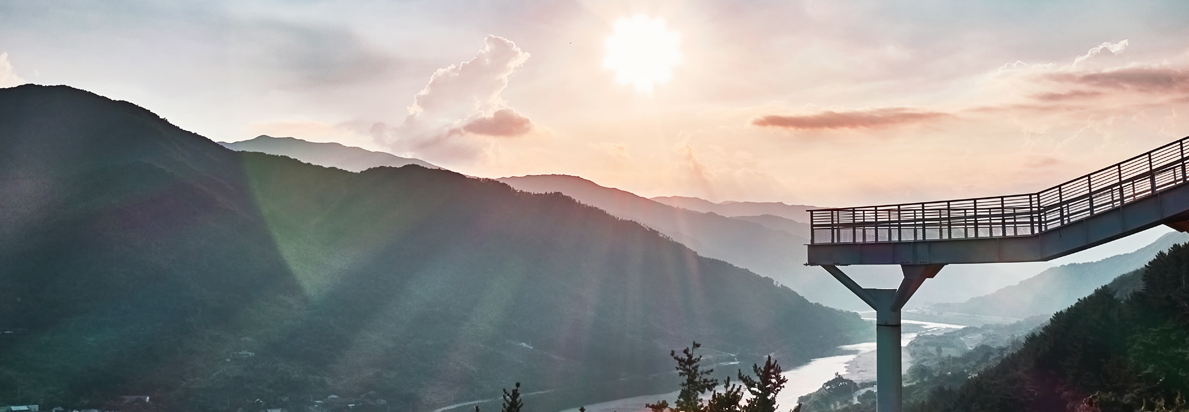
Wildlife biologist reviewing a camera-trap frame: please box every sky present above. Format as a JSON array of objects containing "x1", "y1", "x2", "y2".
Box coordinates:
[{"x1": 3, "y1": 0, "x2": 1189, "y2": 206}]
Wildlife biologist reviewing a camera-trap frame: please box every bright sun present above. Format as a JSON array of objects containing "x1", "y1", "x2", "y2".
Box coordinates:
[{"x1": 604, "y1": 15, "x2": 682, "y2": 93}]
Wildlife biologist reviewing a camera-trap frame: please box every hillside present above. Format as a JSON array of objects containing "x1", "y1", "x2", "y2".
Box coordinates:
[
  {"x1": 497, "y1": 175, "x2": 821, "y2": 295},
  {"x1": 931, "y1": 231, "x2": 1189, "y2": 320},
  {"x1": 222, "y1": 135, "x2": 438, "y2": 172},
  {"x1": 209, "y1": 138, "x2": 1047, "y2": 312},
  {"x1": 911, "y1": 242, "x2": 1189, "y2": 411},
  {"x1": 0, "y1": 85, "x2": 868, "y2": 412}
]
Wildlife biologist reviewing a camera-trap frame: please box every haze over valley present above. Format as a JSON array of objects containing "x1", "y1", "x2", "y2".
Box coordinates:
[{"x1": 5, "y1": 1, "x2": 1189, "y2": 411}]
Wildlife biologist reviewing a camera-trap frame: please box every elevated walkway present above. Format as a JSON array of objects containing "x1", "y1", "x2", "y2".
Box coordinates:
[
  {"x1": 809, "y1": 135, "x2": 1189, "y2": 265},
  {"x1": 804, "y1": 135, "x2": 1189, "y2": 412}
]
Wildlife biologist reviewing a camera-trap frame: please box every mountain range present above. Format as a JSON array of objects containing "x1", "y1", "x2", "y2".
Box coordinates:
[
  {"x1": 928, "y1": 231, "x2": 1189, "y2": 320},
  {"x1": 222, "y1": 135, "x2": 438, "y2": 172},
  {"x1": 650, "y1": 196, "x2": 819, "y2": 222},
  {"x1": 220, "y1": 136, "x2": 1060, "y2": 312},
  {"x1": 0, "y1": 85, "x2": 867, "y2": 411}
]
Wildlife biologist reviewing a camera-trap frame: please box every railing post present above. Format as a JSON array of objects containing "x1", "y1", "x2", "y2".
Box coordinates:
[
  {"x1": 999, "y1": 197, "x2": 1006, "y2": 237},
  {"x1": 1118, "y1": 163, "x2": 1125, "y2": 205},
  {"x1": 1180, "y1": 139, "x2": 1186, "y2": 184},
  {"x1": 810, "y1": 211, "x2": 816, "y2": 244},
  {"x1": 1057, "y1": 185, "x2": 1064, "y2": 226},
  {"x1": 1150, "y1": 152, "x2": 1157, "y2": 194},
  {"x1": 973, "y1": 199, "x2": 979, "y2": 238},
  {"x1": 1087, "y1": 175, "x2": 1095, "y2": 215},
  {"x1": 895, "y1": 205, "x2": 900, "y2": 242},
  {"x1": 832, "y1": 210, "x2": 838, "y2": 243},
  {"x1": 1030, "y1": 194, "x2": 1037, "y2": 234}
]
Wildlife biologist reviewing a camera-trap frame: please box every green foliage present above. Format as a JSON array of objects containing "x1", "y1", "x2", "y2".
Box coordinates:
[
  {"x1": 908, "y1": 242, "x2": 1189, "y2": 411},
  {"x1": 739, "y1": 356, "x2": 788, "y2": 412},
  {"x1": 675, "y1": 343, "x2": 720, "y2": 412},
  {"x1": 705, "y1": 378, "x2": 745, "y2": 412},
  {"x1": 798, "y1": 373, "x2": 859, "y2": 411},
  {"x1": 501, "y1": 382, "x2": 524, "y2": 412},
  {"x1": 649, "y1": 344, "x2": 799, "y2": 412}
]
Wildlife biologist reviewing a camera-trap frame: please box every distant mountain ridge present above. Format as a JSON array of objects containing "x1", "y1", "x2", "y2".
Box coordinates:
[
  {"x1": 931, "y1": 231, "x2": 1189, "y2": 319},
  {"x1": 222, "y1": 135, "x2": 438, "y2": 172},
  {"x1": 650, "y1": 195, "x2": 821, "y2": 223},
  {"x1": 0, "y1": 85, "x2": 866, "y2": 411}
]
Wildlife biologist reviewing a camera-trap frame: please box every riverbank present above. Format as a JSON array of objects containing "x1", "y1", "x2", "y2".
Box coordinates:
[
  {"x1": 840, "y1": 319, "x2": 964, "y2": 383},
  {"x1": 562, "y1": 319, "x2": 964, "y2": 412}
]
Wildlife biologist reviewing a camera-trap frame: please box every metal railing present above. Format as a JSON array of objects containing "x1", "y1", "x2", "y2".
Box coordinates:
[{"x1": 810, "y1": 136, "x2": 1189, "y2": 244}]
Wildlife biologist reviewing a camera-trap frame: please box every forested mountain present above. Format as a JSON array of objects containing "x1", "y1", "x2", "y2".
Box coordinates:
[
  {"x1": 0, "y1": 85, "x2": 867, "y2": 412},
  {"x1": 218, "y1": 139, "x2": 1044, "y2": 312},
  {"x1": 497, "y1": 174, "x2": 822, "y2": 295},
  {"x1": 222, "y1": 135, "x2": 438, "y2": 172},
  {"x1": 910, "y1": 242, "x2": 1189, "y2": 411},
  {"x1": 931, "y1": 231, "x2": 1189, "y2": 320}
]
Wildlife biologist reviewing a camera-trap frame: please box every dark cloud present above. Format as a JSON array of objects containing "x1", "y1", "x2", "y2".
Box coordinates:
[
  {"x1": 1047, "y1": 66, "x2": 1189, "y2": 93},
  {"x1": 751, "y1": 108, "x2": 948, "y2": 130},
  {"x1": 1031, "y1": 90, "x2": 1103, "y2": 101},
  {"x1": 462, "y1": 108, "x2": 533, "y2": 137}
]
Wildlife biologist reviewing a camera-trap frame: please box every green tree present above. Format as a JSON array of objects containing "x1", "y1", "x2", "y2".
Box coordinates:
[
  {"x1": 501, "y1": 382, "x2": 523, "y2": 412},
  {"x1": 648, "y1": 342, "x2": 719, "y2": 412},
  {"x1": 706, "y1": 377, "x2": 745, "y2": 412},
  {"x1": 738, "y1": 356, "x2": 788, "y2": 412}
]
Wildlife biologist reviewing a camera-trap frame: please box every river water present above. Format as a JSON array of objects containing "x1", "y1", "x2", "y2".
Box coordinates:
[{"x1": 559, "y1": 319, "x2": 963, "y2": 412}]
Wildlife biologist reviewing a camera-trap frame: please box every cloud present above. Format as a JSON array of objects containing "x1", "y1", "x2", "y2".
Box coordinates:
[
  {"x1": 1030, "y1": 90, "x2": 1103, "y2": 101},
  {"x1": 0, "y1": 53, "x2": 26, "y2": 88},
  {"x1": 462, "y1": 108, "x2": 533, "y2": 137},
  {"x1": 1072, "y1": 40, "x2": 1128, "y2": 67},
  {"x1": 1047, "y1": 65, "x2": 1189, "y2": 93},
  {"x1": 379, "y1": 35, "x2": 534, "y2": 161},
  {"x1": 750, "y1": 108, "x2": 948, "y2": 130}
]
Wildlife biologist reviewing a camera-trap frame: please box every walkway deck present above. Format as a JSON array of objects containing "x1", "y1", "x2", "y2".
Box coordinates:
[{"x1": 808, "y1": 136, "x2": 1189, "y2": 265}]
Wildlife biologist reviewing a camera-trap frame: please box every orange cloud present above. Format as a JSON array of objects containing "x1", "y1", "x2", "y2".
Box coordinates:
[
  {"x1": 1047, "y1": 66, "x2": 1189, "y2": 93},
  {"x1": 750, "y1": 108, "x2": 948, "y2": 130},
  {"x1": 1030, "y1": 90, "x2": 1103, "y2": 101},
  {"x1": 462, "y1": 108, "x2": 534, "y2": 137}
]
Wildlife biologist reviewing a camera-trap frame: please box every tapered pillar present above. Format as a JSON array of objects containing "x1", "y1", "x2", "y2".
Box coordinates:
[
  {"x1": 872, "y1": 290, "x2": 901, "y2": 412},
  {"x1": 821, "y1": 264, "x2": 943, "y2": 412}
]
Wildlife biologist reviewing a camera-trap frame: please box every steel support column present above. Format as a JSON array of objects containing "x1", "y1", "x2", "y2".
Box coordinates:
[{"x1": 822, "y1": 264, "x2": 944, "y2": 412}]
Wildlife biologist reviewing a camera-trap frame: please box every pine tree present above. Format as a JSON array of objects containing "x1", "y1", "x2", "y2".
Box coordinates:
[
  {"x1": 647, "y1": 342, "x2": 719, "y2": 412},
  {"x1": 739, "y1": 356, "x2": 788, "y2": 412},
  {"x1": 673, "y1": 342, "x2": 719, "y2": 412},
  {"x1": 501, "y1": 382, "x2": 524, "y2": 412},
  {"x1": 705, "y1": 377, "x2": 744, "y2": 412}
]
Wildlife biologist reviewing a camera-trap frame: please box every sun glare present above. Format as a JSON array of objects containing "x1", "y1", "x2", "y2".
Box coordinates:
[{"x1": 604, "y1": 15, "x2": 682, "y2": 93}]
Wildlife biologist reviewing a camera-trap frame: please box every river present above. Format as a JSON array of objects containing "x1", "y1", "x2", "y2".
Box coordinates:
[{"x1": 558, "y1": 319, "x2": 963, "y2": 412}]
